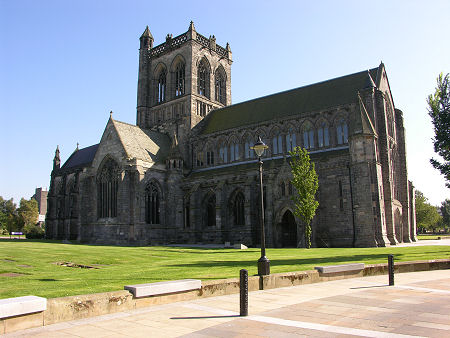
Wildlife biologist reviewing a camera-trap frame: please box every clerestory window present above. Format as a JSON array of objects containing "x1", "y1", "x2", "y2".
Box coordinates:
[
  {"x1": 337, "y1": 119, "x2": 348, "y2": 145},
  {"x1": 318, "y1": 122, "x2": 330, "y2": 148},
  {"x1": 303, "y1": 123, "x2": 314, "y2": 149}
]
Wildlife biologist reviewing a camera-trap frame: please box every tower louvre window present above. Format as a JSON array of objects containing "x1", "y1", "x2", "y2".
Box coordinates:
[
  {"x1": 157, "y1": 70, "x2": 166, "y2": 103},
  {"x1": 198, "y1": 61, "x2": 209, "y2": 98},
  {"x1": 215, "y1": 70, "x2": 226, "y2": 104},
  {"x1": 175, "y1": 63, "x2": 185, "y2": 96}
]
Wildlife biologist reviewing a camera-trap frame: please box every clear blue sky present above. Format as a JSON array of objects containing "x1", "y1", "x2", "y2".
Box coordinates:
[{"x1": 0, "y1": 0, "x2": 449, "y2": 206}]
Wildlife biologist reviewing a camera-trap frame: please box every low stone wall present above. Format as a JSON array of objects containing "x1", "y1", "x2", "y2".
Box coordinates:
[{"x1": 1, "y1": 259, "x2": 449, "y2": 334}]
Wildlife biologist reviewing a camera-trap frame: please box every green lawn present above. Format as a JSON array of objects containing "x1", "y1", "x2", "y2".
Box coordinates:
[
  {"x1": 417, "y1": 234, "x2": 450, "y2": 240},
  {"x1": 1, "y1": 239, "x2": 449, "y2": 299}
]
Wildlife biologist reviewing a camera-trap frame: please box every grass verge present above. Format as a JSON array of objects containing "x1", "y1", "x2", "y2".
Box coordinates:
[{"x1": 0, "y1": 239, "x2": 449, "y2": 299}]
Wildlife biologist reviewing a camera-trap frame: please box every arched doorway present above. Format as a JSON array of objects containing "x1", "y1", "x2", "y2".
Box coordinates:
[{"x1": 281, "y1": 210, "x2": 297, "y2": 247}]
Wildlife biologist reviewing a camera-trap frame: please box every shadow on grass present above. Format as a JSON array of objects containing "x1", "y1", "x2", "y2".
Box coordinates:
[{"x1": 166, "y1": 254, "x2": 398, "y2": 269}]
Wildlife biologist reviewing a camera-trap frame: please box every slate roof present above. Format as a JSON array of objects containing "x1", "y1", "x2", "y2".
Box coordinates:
[
  {"x1": 61, "y1": 144, "x2": 99, "y2": 169},
  {"x1": 111, "y1": 119, "x2": 170, "y2": 163},
  {"x1": 200, "y1": 67, "x2": 379, "y2": 135}
]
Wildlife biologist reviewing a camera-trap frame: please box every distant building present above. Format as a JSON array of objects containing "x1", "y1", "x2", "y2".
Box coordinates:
[
  {"x1": 46, "y1": 22, "x2": 416, "y2": 247},
  {"x1": 32, "y1": 187, "x2": 48, "y2": 226}
]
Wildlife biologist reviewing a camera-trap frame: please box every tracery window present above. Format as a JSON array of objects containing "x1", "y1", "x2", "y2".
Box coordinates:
[
  {"x1": 145, "y1": 183, "x2": 160, "y2": 224},
  {"x1": 234, "y1": 192, "x2": 245, "y2": 225},
  {"x1": 303, "y1": 123, "x2": 314, "y2": 149},
  {"x1": 286, "y1": 130, "x2": 296, "y2": 152},
  {"x1": 198, "y1": 61, "x2": 209, "y2": 98},
  {"x1": 157, "y1": 70, "x2": 166, "y2": 103},
  {"x1": 336, "y1": 119, "x2": 348, "y2": 145},
  {"x1": 215, "y1": 70, "x2": 226, "y2": 104},
  {"x1": 206, "y1": 151, "x2": 214, "y2": 166},
  {"x1": 97, "y1": 158, "x2": 119, "y2": 218},
  {"x1": 318, "y1": 122, "x2": 330, "y2": 148},
  {"x1": 175, "y1": 63, "x2": 185, "y2": 97},
  {"x1": 206, "y1": 194, "x2": 216, "y2": 227},
  {"x1": 272, "y1": 134, "x2": 282, "y2": 154}
]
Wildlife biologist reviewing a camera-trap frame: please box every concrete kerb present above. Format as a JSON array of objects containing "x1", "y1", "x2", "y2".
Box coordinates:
[{"x1": 1, "y1": 258, "x2": 449, "y2": 334}]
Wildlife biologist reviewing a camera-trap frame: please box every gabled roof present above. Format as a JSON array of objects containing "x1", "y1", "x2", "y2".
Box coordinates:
[
  {"x1": 200, "y1": 67, "x2": 379, "y2": 135},
  {"x1": 111, "y1": 119, "x2": 170, "y2": 163},
  {"x1": 61, "y1": 144, "x2": 99, "y2": 169}
]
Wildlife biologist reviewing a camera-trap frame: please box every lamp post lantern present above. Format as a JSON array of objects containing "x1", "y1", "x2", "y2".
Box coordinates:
[{"x1": 251, "y1": 136, "x2": 270, "y2": 276}]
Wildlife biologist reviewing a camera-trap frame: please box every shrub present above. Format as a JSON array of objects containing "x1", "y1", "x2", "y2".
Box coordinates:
[{"x1": 23, "y1": 224, "x2": 45, "y2": 239}]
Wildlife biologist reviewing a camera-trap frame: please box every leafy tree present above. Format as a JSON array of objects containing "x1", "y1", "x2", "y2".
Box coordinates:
[
  {"x1": 440, "y1": 199, "x2": 450, "y2": 232},
  {"x1": 427, "y1": 73, "x2": 450, "y2": 188},
  {"x1": 17, "y1": 198, "x2": 39, "y2": 230},
  {"x1": 0, "y1": 196, "x2": 19, "y2": 234},
  {"x1": 415, "y1": 190, "x2": 442, "y2": 233},
  {"x1": 289, "y1": 147, "x2": 319, "y2": 248}
]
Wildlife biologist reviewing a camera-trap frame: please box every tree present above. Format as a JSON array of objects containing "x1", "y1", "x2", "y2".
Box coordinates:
[
  {"x1": 17, "y1": 198, "x2": 39, "y2": 230},
  {"x1": 440, "y1": 199, "x2": 450, "y2": 232},
  {"x1": 415, "y1": 190, "x2": 442, "y2": 233},
  {"x1": 289, "y1": 147, "x2": 319, "y2": 248},
  {"x1": 427, "y1": 73, "x2": 450, "y2": 188},
  {"x1": 0, "y1": 196, "x2": 19, "y2": 234}
]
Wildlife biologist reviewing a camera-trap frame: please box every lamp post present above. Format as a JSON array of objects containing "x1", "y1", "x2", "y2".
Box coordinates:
[{"x1": 251, "y1": 136, "x2": 270, "y2": 276}]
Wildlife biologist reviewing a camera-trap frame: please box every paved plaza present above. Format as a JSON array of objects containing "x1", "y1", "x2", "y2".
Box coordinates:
[{"x1": 4, "y1": 269, "x2": 450, "y2": 337}]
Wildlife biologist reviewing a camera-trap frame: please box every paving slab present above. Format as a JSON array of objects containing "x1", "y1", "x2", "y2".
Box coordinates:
[{"x1": 3, "y1": 269, "x2": 450, "y2": 337}]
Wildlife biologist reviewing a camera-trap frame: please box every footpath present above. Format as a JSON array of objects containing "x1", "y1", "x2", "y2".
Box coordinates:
[{"x1": 4, "y1": 269, "x2": 450, "y2": 337}]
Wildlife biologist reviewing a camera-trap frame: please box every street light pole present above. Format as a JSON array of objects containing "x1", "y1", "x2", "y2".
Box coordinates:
[{"x1": 251, "y1": 136, "x2": 270, "y2": 276}]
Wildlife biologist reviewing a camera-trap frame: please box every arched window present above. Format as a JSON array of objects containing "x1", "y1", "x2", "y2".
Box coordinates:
[
  {"x1": 97, "y1": 158, "x2": 119, "y2": 218},
  {"x1": 318, "y1": 122, "x2": 329, "y2": 148},
  {"x1": 280, "y1": 182, "x2": 286, "y2": 196},
  {"x1": 206, "y1": 194, "x2": 216, "y2": 227},
  {"x1": 303, "y1": 122, "x2": 314, "y2": 149},
  {"x1": 234, "y1": 192, "x2": 245, "y2": 225},
  {"x1": 215, "y1": 69, "x2": 226, "y2": 104},
  {"x1": 336, "y1": 119, "x2": 348, "y2": 145},
  {"x1": 206, "y1": 150, "x2": 214, "y2": 166},
  {"x1": 157, "y1": 70, "x2": 166, "y2": 103},
  {"x1": 286, "y1": 129, "x2": 297, "y2": 152},
  {"x1": 175, "y1": 63, "x2": 185, "y2": 97},
  {"x1": 198, "y1": 61, "x2": 209, "y2": 98},
  {"x1": 145, "y1": 183, "x2": 160, "y2": 224}
]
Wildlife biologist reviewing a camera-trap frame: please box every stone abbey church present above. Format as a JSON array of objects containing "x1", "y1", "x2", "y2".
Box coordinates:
[{"x1": 46, "y1": 22, "x2": 416, "y2": 247}]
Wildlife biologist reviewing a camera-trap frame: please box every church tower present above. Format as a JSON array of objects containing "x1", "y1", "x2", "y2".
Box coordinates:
[{"x1": 136, "y1": 22, "x2": 232, "y2": 145}]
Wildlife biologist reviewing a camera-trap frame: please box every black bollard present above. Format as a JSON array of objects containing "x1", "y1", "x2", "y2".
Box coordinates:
[
  {"x1": 388, "y1": 254, "x2": 394, "y2": 286},
  {"x1": 240, "y1": 269, "x2": 248, "y2": 316}
]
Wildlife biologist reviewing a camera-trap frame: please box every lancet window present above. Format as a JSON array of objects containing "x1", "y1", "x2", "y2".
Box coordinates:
[
  {"x1": 272, "y1": 134, "x2": 282, "y2": 154},
  {"x1": 97, "y1": 158, "x2": 119, "y2": 218},
  {"x1": 286, "y1": 130, "x2": 297, "y2": 152}
]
